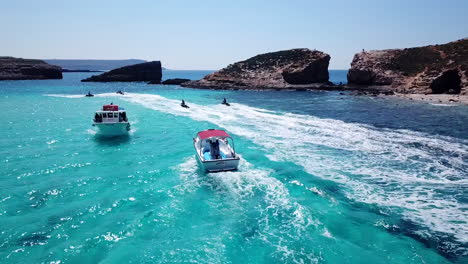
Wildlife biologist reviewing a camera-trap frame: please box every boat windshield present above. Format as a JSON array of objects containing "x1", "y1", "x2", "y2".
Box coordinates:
[{"x1": 94, "y1": 111, "x2": 127, "y2": 123}]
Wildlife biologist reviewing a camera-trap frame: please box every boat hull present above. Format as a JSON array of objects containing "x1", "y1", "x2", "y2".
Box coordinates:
[
  {"x1": 94, "y1": 122, "x2": 130, "y2": 136},
  {"x1": 195, "y1": 153, "x2": 239, "y2": 172}
]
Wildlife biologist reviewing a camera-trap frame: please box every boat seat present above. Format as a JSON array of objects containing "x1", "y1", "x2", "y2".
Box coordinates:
[{"x1": 203, "y1": 152, "x2": 212, "y2": 161}]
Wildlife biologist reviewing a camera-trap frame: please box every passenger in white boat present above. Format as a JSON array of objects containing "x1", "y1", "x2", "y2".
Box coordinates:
[{"x1": 94, "y1": 113, "x2": 102, "y2": 123}]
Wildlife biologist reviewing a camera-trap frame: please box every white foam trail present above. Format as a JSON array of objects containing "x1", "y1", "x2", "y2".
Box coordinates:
[
  {"x1": 45, "y1": 94, "x2": 85, "y2": 98},
  {"x1": 430, "y1": 103, "x2": 456, "y2": 107},
  {"x1": 172, "y1": 157, "x2": 319, "y2": 262},
  {"x1": 86, "y1": 129, "x2": 97, "y2": 135},
  {"x1": 174, "y1": 157, "x2": 316, "y2": 228},
  {"x1": 64, "y1": 92, "x2": 468, "y2": 243}
]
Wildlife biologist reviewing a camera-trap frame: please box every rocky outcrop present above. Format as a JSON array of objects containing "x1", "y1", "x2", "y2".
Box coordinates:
[
  {"x1": 347, "y1": 38, "x2": 468, "y2": 94},
  {"x1": 0, "y1": 57, "x2": 62, "y2": 80},
  {"x1": 183, "y1": 49, "x2": 330, "y2": 89},
  {"x1": 152, "y1": 78, "x2": 191, "y2": 85},
  {"x1": 81, "y1": 61, "x2": 162, "y2": 82}
]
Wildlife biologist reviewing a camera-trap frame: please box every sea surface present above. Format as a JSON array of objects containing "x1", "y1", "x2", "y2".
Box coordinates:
[{"x1": 0, "y1": 70, "x2": 467, "y2": 263}]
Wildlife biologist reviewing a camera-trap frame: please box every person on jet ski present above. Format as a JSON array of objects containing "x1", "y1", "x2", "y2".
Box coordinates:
[
  {"x1": 85, "y1": 91, "x2": 94, "y2": 97},
  {"x1": 222, "y1": 97, "x2": 230, "y2": 106},
  {"x1": 181, "y1": 100, "x2": 189, "y2": 108}
]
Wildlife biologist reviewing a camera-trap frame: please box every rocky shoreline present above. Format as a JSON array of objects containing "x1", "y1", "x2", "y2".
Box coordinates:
[
  {"x1": 184, "y1": 79, "x2": 468, "y2": 105},
  {"x1": 81, "y1": 61, "x2": 162, "y2": 82},
  {"x1": 182, "y1": 38, "x2": 467, "y2": 101},
  {"x1": 347, "y1": 38, "x2": 467, "y2": 95},
  {"x1": 183, "y1": 49, "x2": 331, "y2": 90},
  {"x1": 391, "y1": 93, "x2": 468, "y2": 105},
  {"x1": 0, "y1": 57, "x2": 62, "y2": 80},
  {"x1": 1, "y1": 38, "x2": 466, "y2": 106}
]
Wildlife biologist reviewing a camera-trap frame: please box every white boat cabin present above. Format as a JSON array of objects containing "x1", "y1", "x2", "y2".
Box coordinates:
[{"x1": 94, "y1": 104, "x2": 128, "y2": 123}]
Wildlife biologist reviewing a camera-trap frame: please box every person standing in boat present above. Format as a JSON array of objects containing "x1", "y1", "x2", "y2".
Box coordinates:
[
  {"x1": 210, "y1": 139, "x2": 221, "y2": 159},
  {"x1": 94, "y1": 113, "x2": 101, "y2": 123}
]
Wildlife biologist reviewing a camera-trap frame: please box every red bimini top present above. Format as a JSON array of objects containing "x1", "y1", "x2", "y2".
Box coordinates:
[
  {"x1": 103, "y1": 105, "x2": 119, "y2": 111},
  {"x1": 197, "y1": 129, "x2": 230, "y2": 140}
]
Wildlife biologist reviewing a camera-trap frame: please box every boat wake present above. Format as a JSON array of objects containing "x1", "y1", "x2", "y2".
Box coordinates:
[
  {"x1": 53, "y1": 92, "x2": 468, "y2": 255},
  {"x1": 45, "y1": 94, "x2": 85, "y2": 98},
  {"x1": 172, "y1": 157, "x2": 322, "y2": 262}
]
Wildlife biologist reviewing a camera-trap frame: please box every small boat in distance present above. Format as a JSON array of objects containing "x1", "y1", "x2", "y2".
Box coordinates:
[
  {"x1": 193, "y1": 129, "x2": 240, "y2": 172},
  {"x1": 85, "y1": 91, "x2": 94, "y2": 97},
  {"x1": 92, "y1": 103, "x2": 130, "y2": 136}
]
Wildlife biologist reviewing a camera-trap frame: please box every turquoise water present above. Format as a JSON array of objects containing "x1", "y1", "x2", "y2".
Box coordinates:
[{"x1": 0, "y1": 71, "x2": 467, "y2": 263}]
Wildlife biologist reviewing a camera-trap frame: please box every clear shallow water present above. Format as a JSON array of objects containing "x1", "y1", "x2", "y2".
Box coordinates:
[{"x1": 0, "y1": 71, "x2": 467, "y2": 263}]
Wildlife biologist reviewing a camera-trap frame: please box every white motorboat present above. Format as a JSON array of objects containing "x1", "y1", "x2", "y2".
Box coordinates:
[
  {"x1": 92, "y1": 104, "x2": 130, "y2": 136},
  {"x1": 193, "y1": 129, "x2": 240, "y2": 172}
]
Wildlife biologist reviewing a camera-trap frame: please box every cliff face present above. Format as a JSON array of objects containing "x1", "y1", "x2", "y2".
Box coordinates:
[
  {"x1": 183, "y1": 49, "x2": 330, "y2": 89},
  {"x1": 81, "y1": 61, "x2": 162, "y2": 82},
  {"x1": 0, "y1": 57, "x2": 62, "y2": 80},
  {"x1": 347, "y1": 38, "x2": 468, "y2": 94}
]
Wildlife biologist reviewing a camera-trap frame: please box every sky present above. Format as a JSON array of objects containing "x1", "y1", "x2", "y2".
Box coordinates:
[{"x1": 1, "y1": 0, "x2": 467, "y2": 70}]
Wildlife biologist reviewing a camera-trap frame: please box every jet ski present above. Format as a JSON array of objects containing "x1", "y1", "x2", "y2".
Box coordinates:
[
  {"x1": 222, "y1": 98, "x2": 230, "y2": 106},
  {"x1": 181, "y1": 100, "x2": 190, "y2": 108},
  {"x1": 85, "y1": 91, "x2": 94, "y2": 97},
  {"x1": 116, "y1": 90, "x2": 125, "y2": 95}
]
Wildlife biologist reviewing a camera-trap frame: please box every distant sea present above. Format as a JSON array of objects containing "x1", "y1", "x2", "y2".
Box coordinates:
[{"x1": 0, "y1": 70, "x2": 467, "y2": 263}]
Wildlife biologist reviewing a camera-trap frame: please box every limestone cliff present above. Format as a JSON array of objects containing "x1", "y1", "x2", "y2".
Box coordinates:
[
  {"x1": 183, "y1": 49, "x2": 330, "y2": 89},
  {"x1": 347, "y1": 38, "x2": 468, "y2": 94},
  {"x1": 81, "y1": 61, "x2": 162, "y2": 82},
  {"x1": 0, "y1": 57, "x2": 62, "y2": 80}
]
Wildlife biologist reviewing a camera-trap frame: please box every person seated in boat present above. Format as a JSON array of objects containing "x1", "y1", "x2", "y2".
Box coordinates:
[
  {"x1": 94, "y1": 113, "x2": 100, "y2": 122},
  {"x1": 121, "y1": 112, "x2": 127, "y2": 122}
]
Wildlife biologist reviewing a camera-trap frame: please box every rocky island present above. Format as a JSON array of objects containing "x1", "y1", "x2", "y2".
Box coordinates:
[
  {"x1": 347, "y1": 38, "x2": 468, "y2": 95},
  {"x1": 159, "y1": 78, "x2": 191, "y2": 85},
  {"x1": 81, "y1": 61, "x2": 162, "y2": 82},
  {"x1": 183, "y1": 49, "x2": 330, "y2": 90},
  {"x1": 0, "y1": 57, "x2": 62, "y2": 80}
]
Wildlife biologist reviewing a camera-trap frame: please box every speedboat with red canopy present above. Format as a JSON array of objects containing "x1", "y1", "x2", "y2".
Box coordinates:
[
  {"x1": 193, "y1": 129, "x2": 240, "y2": 172},
  {"x1": 92, "y1": 103, "x2": 130, "y2": 136}
]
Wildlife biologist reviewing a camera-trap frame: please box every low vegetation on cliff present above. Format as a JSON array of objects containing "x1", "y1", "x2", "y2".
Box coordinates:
[{"x1": 183, "y1": 49, "x2": 330, "y2": 89}]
